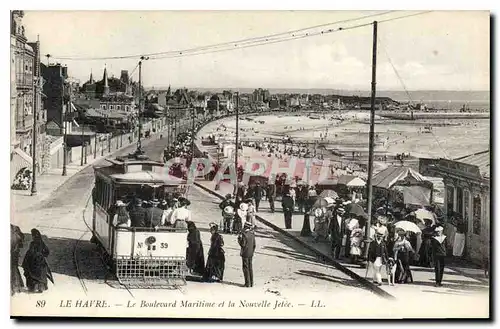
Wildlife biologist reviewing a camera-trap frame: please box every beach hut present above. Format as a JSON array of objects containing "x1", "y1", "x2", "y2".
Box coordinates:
[{"x1": 372, "y1": 166, "x2": 433, "y2": 207}]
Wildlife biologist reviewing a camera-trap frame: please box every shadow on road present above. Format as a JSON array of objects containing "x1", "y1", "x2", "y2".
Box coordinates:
[{"x1": 296, "y1": 269, "x2": 364, "y2": 288}]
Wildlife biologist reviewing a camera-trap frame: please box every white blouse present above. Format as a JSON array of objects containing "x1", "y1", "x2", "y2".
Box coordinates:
[{"x1": 171, "y1": 207, "x2": 192, "y2": 223}]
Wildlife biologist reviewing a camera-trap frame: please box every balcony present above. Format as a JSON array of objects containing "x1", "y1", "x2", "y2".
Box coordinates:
[
  {"x1": 16, "y1": 73, "x2": 33, "y2": 88},
  {"x1": 16, "y1": 114, "x2": 33, "y2": 133}
]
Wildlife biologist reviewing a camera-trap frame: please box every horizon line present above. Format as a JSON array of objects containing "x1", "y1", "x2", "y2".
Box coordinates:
[{"x1": 143, "y1": 86, "x2": 490, "y2": 93}]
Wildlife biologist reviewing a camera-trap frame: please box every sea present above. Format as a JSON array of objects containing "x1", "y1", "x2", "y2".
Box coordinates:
[{"x1": 151, "y1": 87, "x2": 490, "y2": 111}]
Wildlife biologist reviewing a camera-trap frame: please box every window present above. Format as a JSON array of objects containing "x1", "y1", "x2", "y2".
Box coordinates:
[
  {"x1": 117, "y1": 105, "x2": 121, "y2": 110},
  {"x1": 446, "y1": 185, "x2": 454, "y2": 216},
  {"x1": 464, "y1": 190, "x2": 470, "y2": 222},
  {"x1": 456, "y1": 186, "x2": 463, "y2": 218},
  {"x1": 472, "y1": 194, "x2": 482, "y2": 235}
]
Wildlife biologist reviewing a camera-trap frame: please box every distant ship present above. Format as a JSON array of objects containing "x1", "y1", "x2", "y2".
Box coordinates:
[{"x1": 309, "y1": 115, "x2": 321, "y2": 120}]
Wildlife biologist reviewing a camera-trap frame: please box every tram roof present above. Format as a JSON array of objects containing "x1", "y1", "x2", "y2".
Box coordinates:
[{"x1": 96, "y1": 166, "x2": 186, "y2": 185}]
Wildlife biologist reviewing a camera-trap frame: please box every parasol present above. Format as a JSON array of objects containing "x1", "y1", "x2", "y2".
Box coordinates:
[
  {"x1": 319, "y1": 189, "x2": 339, "y2": 199},
  {"x1": 313, "y1": 196, "x2": 336, "y2": 209},
  {"x1": 394, "y1": 220, "x2": 421, "y2": 234},
  {"x1": 413, "y1": 208, "x2": 436, "y2": 225},
  {"x1": 346, "y1": 203, "x2": 367, "y2": 219}
]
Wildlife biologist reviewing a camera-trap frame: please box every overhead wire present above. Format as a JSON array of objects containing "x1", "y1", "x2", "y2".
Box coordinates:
[
  {"x1": 50, "y1": 11, "x2": 431, "y2": 62},
  {"x1": 147, "y1": 11, "x2": 433, "y2": 61}
]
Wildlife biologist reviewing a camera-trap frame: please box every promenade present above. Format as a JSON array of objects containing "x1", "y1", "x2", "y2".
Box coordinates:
[{"x1": 194, "y1": 179, "x2": 489, "y2": 301}]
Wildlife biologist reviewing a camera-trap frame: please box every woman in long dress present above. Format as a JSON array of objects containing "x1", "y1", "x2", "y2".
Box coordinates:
[
  {"x1": 204, "y1": 224, "x2": 225, "y2": 282},
  {"x1": 186, "y1": 221, "x2": 205, "y2": 276},
  {"x1": 11, "y1": 224, "x2": 24, "y2": 295},
  {"x1": 349, "y1": 224, "x2": 364, "y2": 264},
  {"x1": 22, "y1": 229, "x2": 51, "y2": 293},
  {"x1": 393, "y1": 229, "x2": 415, "y2": 284},
  {"x1": 418, "y1": 220, "x2": 435, "y2": 267}
]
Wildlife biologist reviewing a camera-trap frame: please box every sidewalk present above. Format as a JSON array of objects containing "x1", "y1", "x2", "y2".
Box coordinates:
[
  {"x1": 194, "y1": 179, "x2": 490, "y2": 300},
  {"x1": 11, "y1": 125, "x2": 171, "y2": 215}
]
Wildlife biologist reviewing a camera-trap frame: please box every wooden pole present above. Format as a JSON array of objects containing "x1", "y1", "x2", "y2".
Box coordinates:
[
  {"x1": 234, "y1": 92, "x2": 239, "y2": 193},
  {"x1": 364, "y1": 21, "x2": 378, "y2": 258}
]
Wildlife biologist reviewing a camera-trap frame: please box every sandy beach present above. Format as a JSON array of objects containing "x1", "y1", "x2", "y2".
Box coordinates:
[{"x1": 198, "y1": 111, "x2": 489, "y2": 168}]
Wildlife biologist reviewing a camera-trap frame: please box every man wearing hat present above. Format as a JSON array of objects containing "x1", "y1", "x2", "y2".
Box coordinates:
[
  {"x1": 129, "y1": 198, "x2": 147, "y2": 227},
  {"x1": 238, "y1": 221, "x2": 256, "y2": 287},
  {"x1": 329, "y1": 201, "x2": 344, "y2": 259},
  {"x1": 145, "y1": 199, "x2": 164, "y2": 229},
  {"x1": 267, "y1": 182, "x2": 276, "y2": 213},
  {"x1": 281, "y1": 191, "x2": 295, "y2": 229},
  {"x1": 367, "y1": 227, "x2": 389, "y2": 286},
  {"x1": 430, "y1": 226, "x2": 447, "y2": 287},
  {"x1": 219, "y1": 194, "x2": 235, "y2": 233}
]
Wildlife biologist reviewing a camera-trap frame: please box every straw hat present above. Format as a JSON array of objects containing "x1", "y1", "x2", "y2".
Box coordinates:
[
  {"x1": 435, "y1": 226, "x2": 444, "y2": 232},
  {"x1": 116, "y1": 200, "x2": 126, "y2": 207},
  {"x1": 239, "y1": 203, "x2": 249, "y2": 212}
]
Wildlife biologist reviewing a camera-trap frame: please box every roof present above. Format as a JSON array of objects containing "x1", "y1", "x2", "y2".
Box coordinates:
[
  {"x1": 84, "y1": 108, "x2": 131, "y2": 120},
  {"x1": 372, "y1": 166, "x2": 429, "y2": 189},
  {"x1": 95, "y1": 164, "x2": 186, "y2": 185},
  {"x1": 454, "y1": 150, "x2": 490, "y2": 178},
  {"x1": 109, "y1": 171, "x2": 185, "y2": 185},
  {"x1": 337, "y1": 175, "x2": 357, "y2": 185}
]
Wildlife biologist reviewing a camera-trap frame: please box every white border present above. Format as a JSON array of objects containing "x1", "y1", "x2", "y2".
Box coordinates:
[{"x1": 2, "y1": 1, "x2": 498, "y2": 329}]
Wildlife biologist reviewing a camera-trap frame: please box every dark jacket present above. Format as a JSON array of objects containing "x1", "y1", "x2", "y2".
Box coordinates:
[
  {"x1": 145, "y1": 206, "x2": 164, "y2": 227},
  {"x1": 368, "y1": 239, "x2": 388, "y2": 263},
  {"x1": 253, "y1": 185, "x2": 264, "y2": 200},
  {"x1": 129, "y1": 205, "x2": 147, "y2": 227},
  {"x1": 281, "y1": 195, "x2": 294, "y2": 211},
  {"x1": 267, "y1": 184, "x2": 276, "y2": 198},
  {"x1": 431, "y1": 236, "x2": 447, "y2": 257},
  {"x1": 238, "y1": 229, "x2": 256, "y2": 258}
]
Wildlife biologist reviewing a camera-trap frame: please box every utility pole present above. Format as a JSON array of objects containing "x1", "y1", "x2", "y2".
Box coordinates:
[
  {"x1": 62, "y1": 82, "x2": 69, "y2": 176},
  {"x1": 191, "y1": 106, "x2": 195, "y2": 158},
  {"x1": 167, "y1": 113, "x2": 171, "y2": 148},
  {"x1": 364, "y1": 21, "x2": 378, "y2": 259},
  {"x1": 234, "y1": 92, "x2": 239, "y2": 192},
  {"x1": 31, "y1": 36, "x2": 40, "y2": 196},
  {"x1": 80, "y1": 119, "x2": 85, "y2": 166},
  {"x1": 137, "y1": 56, "x2": 149, "y2": 152},
  {"x1": 94, "y1": 132, "x2": 97, "y2": 159}
]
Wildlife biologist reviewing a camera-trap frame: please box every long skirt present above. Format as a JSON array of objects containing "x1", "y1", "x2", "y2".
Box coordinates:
[
  {"x1": 11, "y1": 254, "x2": 24, "y2": 295},
  {"x1": 24, "y1": 270, "x2": 48, "y2": 293},
  {"x1": 418, "y1": 239, "x2": 433, "y2": 267},
  {"x1": 313, "y1": 220, "x2": 329, "y2": 241},
  {"x1": 186, "y1": 245, "x2": 205, "y2": 276},
  {"x1": 204, "y1": 253, "x2": 225, "y2": 282},
  {"x1": 395, "y1": 251, "x2": 413, "y2": 284},
  {"x1": 232, "y1": 217, "x2": 242, "y2": 234},
  {"x1": 453, "y1": 233, "x2": 465, "y2": 257}
]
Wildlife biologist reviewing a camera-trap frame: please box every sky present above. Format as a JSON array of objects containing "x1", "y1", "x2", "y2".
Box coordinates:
[{"x1": 22, "y1": 10, "x2": 490, "y2": 91}]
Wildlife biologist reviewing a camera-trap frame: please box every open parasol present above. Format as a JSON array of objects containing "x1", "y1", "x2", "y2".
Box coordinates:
[
  {"x1": 319, "y1": 189, "x2": 339, "y2": 199},
  {"x1": 346, "y1": 203, "x2": 368, "y2": 219},
  {"x1": 394, "y1": 220, "x2": 421, "y2": 234},
  {"x1": 313, "y1": 196, "x2": 335, "y2": 209},
  {"x1": 412, "y1": 208, "x2": 437, "y2": 225}
]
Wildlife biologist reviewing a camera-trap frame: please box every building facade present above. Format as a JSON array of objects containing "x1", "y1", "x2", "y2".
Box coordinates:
[
  {"x1": 11, "y1": 10, "x2": 35, "y2": 154},
  {"x1": 41, "y1": 63, "x2": 69, "y2": 134},
  {"x1": 10, "y1": 10, "x2": 49, "y2": 181},
  {"x1": 419, "y1": 151, "x2": 490, "y2": 263}
]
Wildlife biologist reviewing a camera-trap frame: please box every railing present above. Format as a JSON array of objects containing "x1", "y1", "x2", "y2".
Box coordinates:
[{"x1": 16, "y1": 73, "x2": 33, "y2": 87}]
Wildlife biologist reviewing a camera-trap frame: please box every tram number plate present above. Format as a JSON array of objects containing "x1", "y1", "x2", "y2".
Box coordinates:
[{"x1": 160, "y1": 243, "x2": 168, "y2": 249}]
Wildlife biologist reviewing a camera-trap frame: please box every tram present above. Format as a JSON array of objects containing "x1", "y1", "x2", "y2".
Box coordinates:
[{"x1": 91, "y1": 151, "x2": 189, "y2": 288}]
